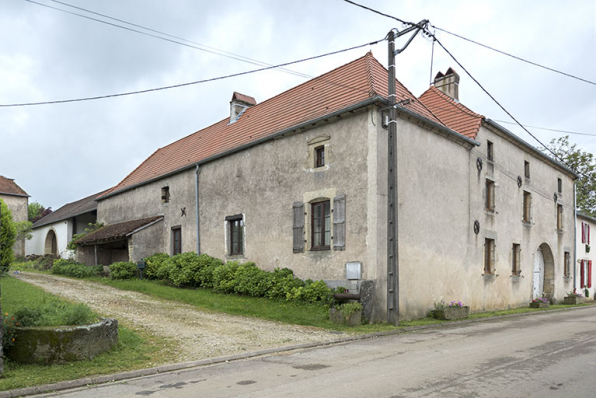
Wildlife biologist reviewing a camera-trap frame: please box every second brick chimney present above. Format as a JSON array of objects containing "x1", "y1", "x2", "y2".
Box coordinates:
[{"x1": 433, "y1": 68, "x2": 460, "y2": 101}]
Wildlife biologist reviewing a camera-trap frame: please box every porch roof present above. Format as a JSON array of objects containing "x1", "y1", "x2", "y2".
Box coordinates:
[{"x1": 75, "y1": 216, "x2": 163, "y2": 246}]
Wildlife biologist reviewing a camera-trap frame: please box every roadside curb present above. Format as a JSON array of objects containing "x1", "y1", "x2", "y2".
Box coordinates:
[{"x1": 1, "y1": 304, "x2": 594, "y2": 397}]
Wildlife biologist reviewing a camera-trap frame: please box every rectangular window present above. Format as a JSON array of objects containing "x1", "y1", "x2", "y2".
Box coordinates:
[
  {"x1": 314, "y1": 146, "x2": 325, "y2": 168},
  {"x1": 311, "y1": 200, "x2": 331, "y2": 250},
  {"x1": 512, "y1": 244, "x2": 521, "y2": 276},
  {"x1": 172, "y1": 227, "x2": 181, "y2": 255},
  {"x1": 564, "y1": 252, "x2": 570, "y2": 278},
  {"x1": 558, "y1": 178, "x2": 562, "y2": 193},
  {"x1": 484, "y1": 238, "x2": 495, "y2": 275},
  {"x1": 226, "y1": 215, "x2": 244, "y2": 256},
  {"x1": 524, "y1": 161, "x2": 530, "y2": 178},
  {"x1": 487, "y1": 140, "x2": 493, "y2": 161},
  {"x1": 557, "y1": 204, "x2": 563, "y2": 231},
  {"x1": 485, "y1": 179, "x2": 495, "y2": 211},
  {"x1": 523, "y1": 191, "x2": 532, "y2": 223},
  {"x1": 161, "y1": 186, "x2": 170, "y2": 203}
]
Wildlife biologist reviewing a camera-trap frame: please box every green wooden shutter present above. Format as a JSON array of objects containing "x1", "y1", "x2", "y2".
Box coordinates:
[
  {"x1": 333, "y1": 195, "x2": 346, "y2": 251},
  {"x1": 293, "y1": 202, "x2": 305, "y2": 253}
]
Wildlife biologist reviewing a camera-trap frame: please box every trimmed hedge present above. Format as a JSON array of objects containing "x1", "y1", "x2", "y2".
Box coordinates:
[
  {"x1": 144, "y1": 253, "x2": 170, "y2": 280},
  {"x1": 52, "y1": 259, "x2": 102, "y2": 278},
  {"x1": 109, "y1": 262, "x2": 137, "y2": 280}
]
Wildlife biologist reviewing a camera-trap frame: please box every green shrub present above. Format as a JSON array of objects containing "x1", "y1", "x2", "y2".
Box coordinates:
[
  {"x1": 0, "y1": 199, "x2": 17, "y2": 274},
  {"x1": 12, "y1": 303, "x2": 96, "y2": 327},
  {"x1": 2, "y1": 313, "x2": 17, "y2": 350},
  {"x1": 162, "y1": 252, "x2": 203, "y2": 287},
  {"x1": 267, "y1": 268, "x2": 305, "y2": 300},
  {"x1": 52, "y1": 259, "x2": 102, "y2": 278},
  {"x1": 195, "y1": 254, "x2": 224, "y2": 288},
  {"x1": 213, "y1": 261, "x2": 241, "y2": 293},
  {"x1": 287, "y1": 279, "x2": 333, "y2": 304},
  {"x1": 232, "y1": 263, "x2": 272, "y2": 297},
  {"x1": 144, "y1": 253, "x2": 169, "y2": 279},
  {"x1": 109, "y1": 262, "x2": 137, "y2": 280}
]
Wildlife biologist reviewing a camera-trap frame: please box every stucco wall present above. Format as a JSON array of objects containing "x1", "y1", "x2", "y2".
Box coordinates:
[
  {"x1": 197, "y1": 109, "x2": 372, "y2": 281},
  {"x1": 0, "y1": 193, "x2": 28, "y2": 257},
  {"x1": 97, "y1": 170, "x2": 198, "y2": 256},
  {"x1": 26, "y1": 222, "x2": 71, "y2": 258},
  {"x1": 130, "y1": 220, "x2": 165, "y2": 262}
]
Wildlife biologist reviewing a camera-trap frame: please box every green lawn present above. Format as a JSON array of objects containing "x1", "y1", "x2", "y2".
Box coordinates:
[{"x1": 0, "y1": 276, "x2": 177, "y2": 391}]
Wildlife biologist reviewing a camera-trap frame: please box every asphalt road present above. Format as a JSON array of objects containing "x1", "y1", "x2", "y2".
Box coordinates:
[{"x1": 38, "y1": 307, "x2": 596, "y2": 398}]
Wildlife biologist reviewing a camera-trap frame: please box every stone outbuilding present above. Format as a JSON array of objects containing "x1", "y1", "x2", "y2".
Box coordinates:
[
  {"x1": 0, "y1": 175, "x2": 29, "y2": 257},
  {"x1": 85, "y1": 53, "x2": 578, "y2": 321}
]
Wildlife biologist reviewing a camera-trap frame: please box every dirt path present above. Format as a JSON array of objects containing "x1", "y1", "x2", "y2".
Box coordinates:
[{"x1": 14, "y1": 272, "x2": 339, "y2": 364}]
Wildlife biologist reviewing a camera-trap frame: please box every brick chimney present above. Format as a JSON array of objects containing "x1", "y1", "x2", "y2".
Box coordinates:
[
  {"x1": 230, "y1": 92, "x2": 257, "y2": 123},
  {"x1": 434, "y1": 68, "x2": 460, "y2": 101}
]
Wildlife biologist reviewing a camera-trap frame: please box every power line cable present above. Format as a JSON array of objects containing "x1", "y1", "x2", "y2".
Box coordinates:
[
  {"x1": 0, "y1": 37, "x2": 385, "y2": 107},
  {"x1": 492, "y1": 120, "x2": 596, "y2": 137},
  {"x1": 431, "y1": 25, "x2": 596, "y2": 87},
  {"x1": 24, "y1": 0, "x2": 312, "y2": 79},
  {"x1": 343, "y1": 0, "x2": 411, "y2": 25}
]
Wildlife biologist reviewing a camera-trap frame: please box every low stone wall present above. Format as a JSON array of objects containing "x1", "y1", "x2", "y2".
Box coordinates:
[{"x1": 7, "y1": 318, "x2": 118, "y2": 364}]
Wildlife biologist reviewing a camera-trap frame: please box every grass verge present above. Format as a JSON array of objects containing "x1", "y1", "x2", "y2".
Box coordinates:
[{"x1": 0, "y1": 276, "x2": 178, "y2": 391}]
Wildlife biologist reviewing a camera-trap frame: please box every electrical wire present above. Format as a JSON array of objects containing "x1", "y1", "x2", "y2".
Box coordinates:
[
  {"x1": 0, "y1": 37, "x2": 385, "y2": 107},
  {"x1": 431, "y1": 25, "x2": 596, "y2": 87},
  {"x1": 343, "y1": 0, "x2": 411, "y2": 25},
  {"x1": 492, "y1": 120, "x2": 596, "y2": 137},
  {"x1": 24, "y1": 0, "x2": 312, "y2": 79}
]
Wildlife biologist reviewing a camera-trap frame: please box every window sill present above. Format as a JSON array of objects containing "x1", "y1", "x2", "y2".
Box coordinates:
[
  {"x1": 310, "y1": 247, "x2": 331, "y2": 252},
  {"x1": 522, "y1": 221, "x2": 532, "y2": 227},
  {"x1": 556, "y1": 229, "x2": 564, "y2": 234},
  {"x1": 510, "y1": 274, "x2": 522, "y2": 282},
  {"x1": 226, "y1": 254, "x2": 245, "y2": 260},
  {"x1": 485, "y1": 209, "x2": 496, "y2": 216},
  {"x1": 482, "y1": 273, "x2": 497, "y2": 281},
  {"x1": 563, "y1": 276, "x2": 572, "y2": 282}
]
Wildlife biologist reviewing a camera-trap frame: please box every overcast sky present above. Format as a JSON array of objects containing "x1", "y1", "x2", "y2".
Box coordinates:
[{"x1": 1, "y1": 0, "x2": 594, "y2": 210}]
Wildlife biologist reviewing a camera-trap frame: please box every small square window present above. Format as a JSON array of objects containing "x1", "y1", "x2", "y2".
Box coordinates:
[
  {"x1": 314, "y1": 146, "x2": 325, "y2": 168},
  {"x1": 523, "y1": 191, "x2": 532, "y2": 223},
  {"x1": 558, "y1": 178, "x2": 562, "y2": 193},
  {"x1": 484, "y1": 238, "x2": 495, "y2": 275},
  {"x1": 161, "y1": 186, "x2": 170, "y2": 203},
  {"x1": 512, "y1": 244, "x2": 521, "y2": 276},
  {"x1": 487, "y1": 141, "x2": 493, "y2": 161},
  {"x1": 524, "y1": 161, "x2": 530, "y2": 179},
  {"x1": 485, "y1": 179, "x2": 495, "y2": 211}
]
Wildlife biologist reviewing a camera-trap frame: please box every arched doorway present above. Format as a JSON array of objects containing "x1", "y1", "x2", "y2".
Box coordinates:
[
  {"x1": 44, "y1": 229, "x2": 58, "y2": 255},
  {"x1": 532, "y1": 243, "x2": 555, "y2": 299}
]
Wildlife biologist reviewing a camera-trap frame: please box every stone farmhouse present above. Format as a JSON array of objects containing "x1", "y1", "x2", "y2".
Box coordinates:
[
  {"x1": 26, "y1": 190, "x2": 106, "y2": 258},
  {"x1": 0, "y1": 175, "x2": 29, "y2": 257},
  {"x1": 75, "y1": 53, "x2": 577, "y2": 321}
]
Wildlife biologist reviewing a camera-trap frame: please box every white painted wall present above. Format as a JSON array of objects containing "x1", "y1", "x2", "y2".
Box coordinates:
[{"x1": 26, "y1": 221, "x2": 73, "y2": 259}]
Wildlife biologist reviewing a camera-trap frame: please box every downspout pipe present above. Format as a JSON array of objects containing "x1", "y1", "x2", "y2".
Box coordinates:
[{"x1": 195, "y1": 163, "x2": 201, "y2": 255}]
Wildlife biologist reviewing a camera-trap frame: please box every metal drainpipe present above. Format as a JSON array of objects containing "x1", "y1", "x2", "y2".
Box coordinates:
[
  {"x1": 573, "y1": 182, "x2": 577, "y2": 290},
  {"x1": 195, "y1": 164, "x2": 201, "y2": 255}
]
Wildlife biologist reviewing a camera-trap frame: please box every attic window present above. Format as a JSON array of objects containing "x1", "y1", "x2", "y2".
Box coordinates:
[
  {"x1": 487, "y1": 141, "x2": 493, "y2": 161},
  {"x1": 524, "y1": 161, "x2": 530, "y2": 179},
  {"x1": 315, "y1": 146, "x2": 325, "y2": 168},
  {"x1": 558, "y1": 178, "x2": 562, "y2": 193},
  {"x1": 161, "y1": 187, "x2": 170, "y2": 203}
]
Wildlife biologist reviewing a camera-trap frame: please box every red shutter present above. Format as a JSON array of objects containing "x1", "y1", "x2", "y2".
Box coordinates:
[
  {"x1": 589, "y1": 260, "x2": 593, "y2": 288},
  {"x1": 582, "y1": 222, "x2": 585, "y2": 243},
  {"x1": 589, "y1": 224, "x2": 591, "y2": 244},
  {"x1": 580, "y1": 260, "x2": 585, "y2": 288}
]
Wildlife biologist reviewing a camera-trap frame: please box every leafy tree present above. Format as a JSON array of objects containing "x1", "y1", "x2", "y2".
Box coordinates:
[
  {"x1": 545, "y1": 136, "x2": 596, "y2": 217},
  {"x1": 28, "y1": 201, "x2": 52, "y2": 223},
  {"x1": 15, "y1": 220, "x2": 33, "y2": 241},
  {"x1": 0, "y1": 199, "x2": 17, "y2": 273}
]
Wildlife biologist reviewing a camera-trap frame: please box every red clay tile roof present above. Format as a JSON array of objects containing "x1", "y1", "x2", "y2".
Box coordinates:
[
  {"x1": 418, "y1": 86, "x2": 484, "y2": 139},
  {"x1": 32, "y1": 189, "x2": 109, "y2": 229},
  {"x1": 100, "y1": 53, "x2": 445, "y2": 198},
  {"x1": 0, "y1": 176, "x2": 28, "y2": 197},
  {"x1": 75, "y1": 216, "x2": 163, "y2": 245},
  {"x1": 232, "y1": 92, "x2": 256, "y2": 105}
]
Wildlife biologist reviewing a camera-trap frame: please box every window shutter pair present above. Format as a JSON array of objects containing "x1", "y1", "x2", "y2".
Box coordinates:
[{"x1": 292, "y1": 195, "x2": 346, "y2": 252}]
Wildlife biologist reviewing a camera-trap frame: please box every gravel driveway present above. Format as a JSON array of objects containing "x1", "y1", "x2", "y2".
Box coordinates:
[{"x1": 14, "y1": 272, "x2": 339, "y2": 364}]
